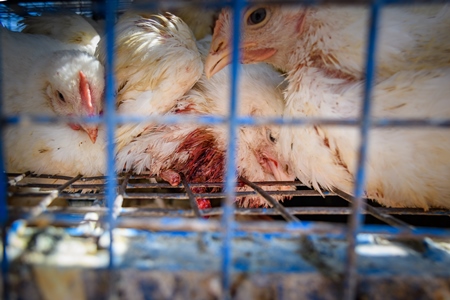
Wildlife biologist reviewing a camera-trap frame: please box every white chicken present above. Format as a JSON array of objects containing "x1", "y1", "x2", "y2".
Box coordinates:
[
  {"x1": 161, "y1": 4, "x2": 219, "y2": 40},
  {"x1": 116, "y1": 37, "x2": 294, "y2": 208},
  {"x1": 205, "y1": 5, "x2": 450, "y2": 210},
  {"x1": 96, "y1": 13, "x2": 203, "y2": 153},
  {"x1": 206, "y1": 4, "x2": 450, "y2": 81},
  {"x1": 1, "y1": 26, "x2": 106, "y2": 176},
  {"x1": 19, "y1": 12, "x2": 101, "y2": 55},
  {"x1": 127, "y1": 0, "x2": 219, "y2": 40}
]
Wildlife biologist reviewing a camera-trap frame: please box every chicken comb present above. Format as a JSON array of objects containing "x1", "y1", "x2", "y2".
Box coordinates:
[{"x1": 79, "y1": 71, "x2": 95, "y2": 116}]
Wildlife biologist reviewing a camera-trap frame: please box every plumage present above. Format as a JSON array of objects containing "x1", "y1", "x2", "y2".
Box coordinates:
[
  {"x1": 2, "y1": 26, "x2": 105, "y2": 176},
  {"x1": 205, "y1": 5, "x2": 450, "y2": 80},
  {"x1": 96, "y1": 13, "x2": 203, "y2": 153},
  {"x1": 127, "y1": 0, "x2": 219, "y2": 40},
  {"x1": 205, "y1": 5, "x2": 450, "y2": 209},
  {"x1": 116, "y1": 37, "x2": 294, "y2": 207},
  {"x1": 5, "y1": 125, "x2": 106, "y2": 176},
  {"x1": 19, "y1": 12, "x2": 101, "y2": 55},
  {"x1": 281, "y1": 68, "x2": 450, "y2": 209},
  {"x1": 165, "y1": 5, "x2": 219, "y2": 40}
]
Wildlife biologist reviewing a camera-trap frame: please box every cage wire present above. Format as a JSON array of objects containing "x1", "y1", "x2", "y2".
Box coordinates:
[{"x1": 1, "y1": 0, "x2": 450, "y2": 299}]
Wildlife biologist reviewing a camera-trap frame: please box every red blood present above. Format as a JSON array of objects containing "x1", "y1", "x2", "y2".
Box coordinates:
[
  {"x1": 196, "y1": 198, "x2": 212, "y2": 210},
  {"x1": 173, "y1": 103, "x2": 195, "y2": 114},
  {"x1": 176, "y1": 129, "x2": 225, "y2": 187},
  {"x1": 155, "y1": 128, "x2": 223, "y2": 214}
]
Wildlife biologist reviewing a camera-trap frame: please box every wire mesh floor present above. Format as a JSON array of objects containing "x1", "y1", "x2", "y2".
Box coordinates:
[
  {"x1": 6, "y1": 172, "x2": 450, "y2": 225},
  {"x1": 4, "y1": 172, "x2": 450, "y2": 299},
  {"x1": 1, "y1": 0, "x2": 450, "y2": 298}
]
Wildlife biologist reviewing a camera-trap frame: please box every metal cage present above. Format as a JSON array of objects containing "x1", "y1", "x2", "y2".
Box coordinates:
[{"x1": 1, "y1": 0, "x2": 450, "y2": 299}]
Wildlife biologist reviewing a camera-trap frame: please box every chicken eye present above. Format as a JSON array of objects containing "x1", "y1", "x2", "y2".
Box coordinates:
[
  {"x1": 57, "y1": 91, "x2": 66, "y2": 103},
  {"x1": 267, "y1": 129, "x2": 277, "y2": 143},
  {"x1": 269, "y1": 134, "x2": 276, "y2": 143},
  {"x1": 248, "y1": 8, "x2": 267, "y2": 25}
]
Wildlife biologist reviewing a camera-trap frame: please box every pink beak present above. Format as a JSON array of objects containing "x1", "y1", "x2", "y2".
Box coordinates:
[
  {"x1": 68, "y1": 123, "x2": 98, "y2": 144},
  {"x1": 259, "y1": 152, "x2": 295, "y2": 182},
  {"x1": 78, "y1": 71, "x2": 98, "y2": 143},
  {"x1": 83, "y1": 126, "x2": 98, "y2": 144}
]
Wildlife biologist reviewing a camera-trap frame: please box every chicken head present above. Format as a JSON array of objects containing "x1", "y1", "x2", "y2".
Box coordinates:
[
  {"x1": 44, "y1": 50, "x2": 105, "y2": 143},
  {"x1": 205, "y1": 5, "x2": 304, "y2": 77}
]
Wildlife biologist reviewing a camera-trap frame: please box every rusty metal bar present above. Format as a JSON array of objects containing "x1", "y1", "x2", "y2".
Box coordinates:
[
  {"x1": 180, "y1": 173, "x2": 203, "y2": 218},
  {"x1": 7, "y1": 171, "x2": 30, "y2": 186},
  {"x1": 334, "y1": 188, "x2": 415, "y2": 230},
  {"x1": 126, "y1": 180, "x2": 306, "y2": 189},
  {"x1": 28, "y1": 174, "x2": 83, "y2": 218},
  {"x1": 112, "y1": 173, "x2": 130, "y2": 220},
  {"x1": 16, "y1": 215, "x2": 450, "y2": 239},
  {"x1": 239, "y1": 176, "x2": 301, "y2": 223},
  {"x1": 7, "y1": 206, "x2": 450, "y2": 221}
]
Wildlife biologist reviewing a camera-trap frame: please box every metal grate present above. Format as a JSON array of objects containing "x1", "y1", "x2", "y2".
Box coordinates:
[
  {"x1": 1, "y1": 0, "x2": 450, "y2": 299},
  {"x1": 6, "y1": 172, "x2": 450, "y2": 226},
  {"x1": 4, "y1": 172, "x2": 450, "y2": 298}
]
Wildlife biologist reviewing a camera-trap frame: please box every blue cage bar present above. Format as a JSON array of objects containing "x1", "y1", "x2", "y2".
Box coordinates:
[{"x1": 1, "y1": 0, "x2": 450, "y2": 299}]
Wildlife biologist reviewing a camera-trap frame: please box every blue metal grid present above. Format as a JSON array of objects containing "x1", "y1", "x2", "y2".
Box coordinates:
[{"x1": 1, "y1": 0, "x2": 450, "y2": 299}]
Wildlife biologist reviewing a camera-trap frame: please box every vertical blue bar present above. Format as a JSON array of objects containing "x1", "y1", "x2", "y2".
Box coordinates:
[
  {"x1": 105, "y1": 0, "x2": 117, "y2": 270},
  {"x1": 344, "y1": 1, "x2": 382, "y2": 299},
  {"x1": 0, "y1": 28, "x2": 9, "y2": 300},
  {"x1": 221, "y1": 0, "x2": 243, "y2": 298}
]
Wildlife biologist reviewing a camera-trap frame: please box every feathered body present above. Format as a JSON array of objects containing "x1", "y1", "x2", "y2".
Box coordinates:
[
  {"x1": 206, "y1": 5, "x2": 450, "y2": 80},
  {"x1": 117, "y1": 39, "x2": 294, "y2": 207},
  {"x1": 282, "y1": 67, "x2": 450, "y2": 209},
  {"x1": 19, "y1": 13, "x2": 101, "y2": 54},
  {"x1": 126, "y1": 0, "x2": 219, "y2": 40},
  {"x1": 5, "y1": 125, "x2": 106, "y2": 176},
  {"x1": 96, "y1": 13, "x2": 203, "y2": 152},
  {"x1": 206, "y1": 5, "x2": 450, "y2": 209},
  {"x1": 307, "y1": 5, "x2": 450, "y2": 79},
  {"x1": 1, "y1": 27, "x2": 104, "y2": 118},
  {"x1": 1, "y1": 26, "x2": 105, "y2": 175},
  {"x1": 166, "y1": 5, "x2": 219, "y2": 40}
]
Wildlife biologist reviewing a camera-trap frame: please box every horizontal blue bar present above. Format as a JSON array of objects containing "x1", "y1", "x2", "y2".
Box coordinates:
[
  {"x1": 3, "y1": 115, "x2": 450, "y2": 128},
  {"x1": 238, "y1": 0, "x2": 450, "y2": 4},
  {"x1": 12, "y1": 213, "x2": 450, "y2": 238}
]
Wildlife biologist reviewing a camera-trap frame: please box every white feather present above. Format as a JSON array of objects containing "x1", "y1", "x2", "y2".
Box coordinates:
[
  {"x1": 126, "y1": 0, "x2": 219, "y2": 40},
  {"x1": 1, "y1": 26, "x2": 105, "y2": 176},
  {"x1": 282, "y1": 67, "x2": 450, "y2": 209},
  {"x1": 289, "y1": 5, "x2": 450, "y2": 79},
  {"x1": 5, "y1": 124, "x2": 106, "y2": 176},
  {"x1": 96, "y1": 13, "x2": 203, "y2": 152},
  {"x1": 208, "y1": 4, "x2": 450, "y2": 209},
  {"x1": 117, "y1": 40, "x2": 294, "y2": 207},
  {"x1": 19, "y1": 12, "x2": 101, "y2": 55}
]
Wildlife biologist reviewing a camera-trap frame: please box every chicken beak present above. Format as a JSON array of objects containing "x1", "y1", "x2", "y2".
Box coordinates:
[
  {"x1": 263, "y1": 154, "x2": 295, "y2": 182},
  {"x1": 205, "y1": 47, "x2": 231, "y2": 79},
  {"x1": 82, "y1": 126, "x2": 98, "y2": 144},
  {"x1": 205, "y1": 40, "x2": 269, "y2": 78}
]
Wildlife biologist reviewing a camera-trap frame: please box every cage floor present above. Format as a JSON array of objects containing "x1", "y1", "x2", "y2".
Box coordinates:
[
  {"x1": 6, "y1": 172, "x2": 450, "y2": 224},
  {"x1": 5, "y1": 229, "x2": 450, "y2": 299},
  {"x1": 3, "y1": 172, "x2": 450, "y2": 299}
]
